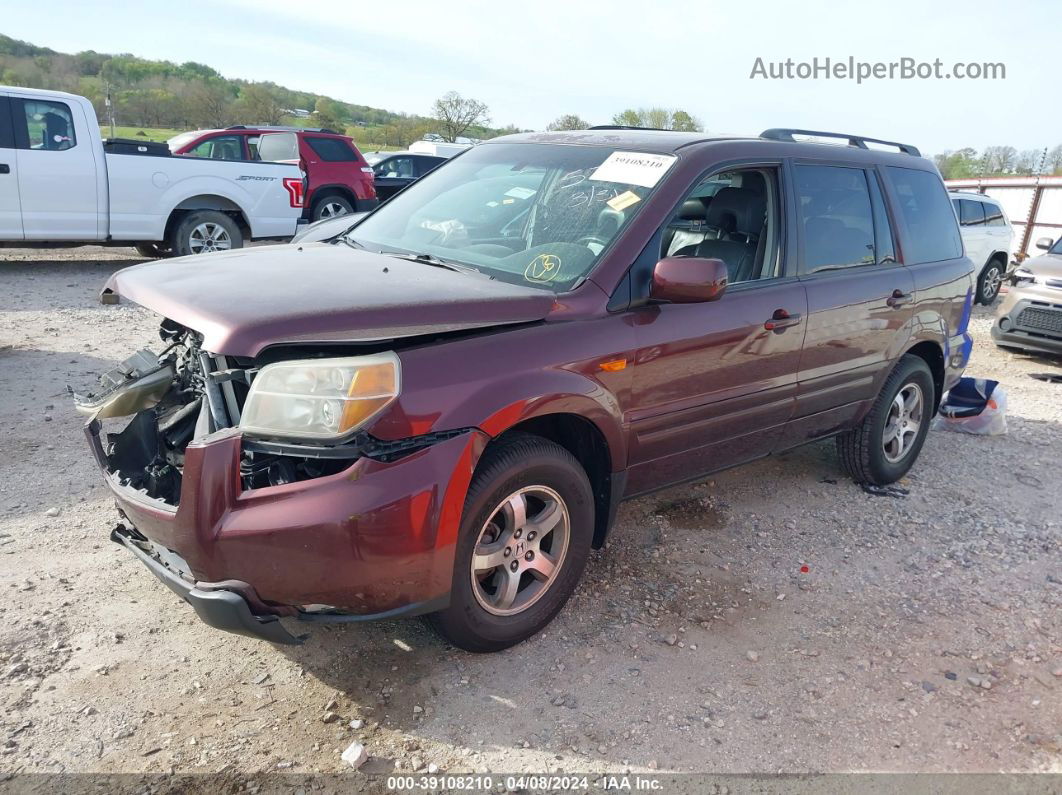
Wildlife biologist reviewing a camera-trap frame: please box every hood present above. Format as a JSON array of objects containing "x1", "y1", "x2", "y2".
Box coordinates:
[
  {"x1": 104, "y1": 243, "x2": 556, "y2": 357},
  {"x1": 1023, "y1": 251, "x2": 1062, "y2": 280}
]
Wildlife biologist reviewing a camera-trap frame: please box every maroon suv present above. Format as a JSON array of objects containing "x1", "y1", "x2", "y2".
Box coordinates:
[
  {"x1": 78, "y1": 128, "x2": 974, "y2": 652},
  {"x1": 168, "y1": 126, "x2": 378, "y2": 221}
]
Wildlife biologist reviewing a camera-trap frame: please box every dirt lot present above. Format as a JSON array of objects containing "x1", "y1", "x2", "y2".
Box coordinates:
[{"x1": 0, "y1": 248, "x2": 1060, "y2": 785}]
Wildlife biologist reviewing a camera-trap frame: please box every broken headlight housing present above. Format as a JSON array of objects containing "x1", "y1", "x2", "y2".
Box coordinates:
[{"x1": 239, "y1": 353, "x2": 400, "y2": 442}]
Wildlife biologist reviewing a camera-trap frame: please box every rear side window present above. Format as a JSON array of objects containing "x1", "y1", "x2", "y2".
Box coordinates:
[
  {"x1": 958, "y1": 198, "x2": 985, "y2": 226},
  {"x1": 20, "y1": 99, "x2": 76, "y2": 151},
  {"x1": 885, "y1": 167, "x2": 962, "y2": 263},
  {"x1": 794, "y1": 164, "x2": 876, "y2": 272},
  {"x1": 306, "y1": 137, "x2": 357, "y2": 162},
  {"x1": 983, "y1": 201, "x2": 1006, "y2": 226}
]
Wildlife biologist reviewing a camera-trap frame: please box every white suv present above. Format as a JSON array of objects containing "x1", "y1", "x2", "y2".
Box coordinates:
[{"x1": 949, "y1": 191, "x2": 1014, "y2": 304}]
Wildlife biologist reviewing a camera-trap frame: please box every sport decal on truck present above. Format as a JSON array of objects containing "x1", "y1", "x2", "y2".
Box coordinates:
[{"x1": 236, "y1": 175, "x2": 277, "y2": 181}]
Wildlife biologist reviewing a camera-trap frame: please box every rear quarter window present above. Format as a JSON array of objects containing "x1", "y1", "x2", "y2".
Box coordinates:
[
  {"x1": 885, "y1": 167, "x2": 962, "y2": 263},
  {"x1": 305, "y1": 137, "x2": 358, "y2": 162}
]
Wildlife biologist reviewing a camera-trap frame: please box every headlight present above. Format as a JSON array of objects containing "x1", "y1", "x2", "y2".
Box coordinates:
[
  {"x1": 239, "y1": 353, "x2": 400, "y2": 441},
  {"x1": 1012, "y1": 267, "x2": 1036, "y2": 286}
]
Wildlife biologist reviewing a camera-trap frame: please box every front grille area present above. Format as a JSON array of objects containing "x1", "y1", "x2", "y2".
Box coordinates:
[{"x1": 1016, "y1": 306, "x2": 1062, "y2": 337}]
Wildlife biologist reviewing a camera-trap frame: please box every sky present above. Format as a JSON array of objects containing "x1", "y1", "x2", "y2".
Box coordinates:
[{"x1": 1, "y1": 0, "x2": 1058, "y2": 156}]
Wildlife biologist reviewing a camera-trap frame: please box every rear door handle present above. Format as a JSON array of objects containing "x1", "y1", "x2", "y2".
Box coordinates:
[
  {"x1": 0, "y1": 164, "x2": 9, "y2": 174},
  {"x1": 764, "y1": 308, "x2": 802, "y2": 331},
  {"x1": 886, "y1": 289, "x2": 913, "y2": 308}
]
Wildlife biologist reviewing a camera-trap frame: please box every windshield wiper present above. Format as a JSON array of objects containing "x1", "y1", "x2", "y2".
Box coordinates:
[
  {"x1": 381, "y1": 250, "x2": 482, "y2": 276},
  {"x1": 336, "y1": 235, "x2": 364, "y2": 249}
]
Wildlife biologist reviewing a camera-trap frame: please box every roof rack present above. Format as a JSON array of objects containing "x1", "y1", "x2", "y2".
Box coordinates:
[
  {"x1": 588, "y1": 125, "x2": 672, "y2": 132},
  {"x1": 759, "y1": 128, "x2": 920, "y2": 157},
  {"x1": 226, "y1": 125, "x2": 340, "y2": 135}
]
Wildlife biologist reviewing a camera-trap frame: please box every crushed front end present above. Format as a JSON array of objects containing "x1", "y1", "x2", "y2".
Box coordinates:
[{"x1": 76, "y1": 321, "x2": 486, "y2": 644}]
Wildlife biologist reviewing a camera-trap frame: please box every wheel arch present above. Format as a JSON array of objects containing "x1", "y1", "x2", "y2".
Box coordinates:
[
  {"x1": 309, "y1": 184, "x2": 357, "y2": 208},
  {"x1": 165, "y1": 195, "x2": 251, "y2": 242},
  {"x1": 902, "y1": 339, "x2": 946, "y2": 410},
  {"x1": 490, "y1": 412, "x2": 617, "y2": 549}
]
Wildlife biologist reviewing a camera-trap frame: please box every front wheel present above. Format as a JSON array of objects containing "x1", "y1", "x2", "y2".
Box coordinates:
[
  {"x1": 427, "y1": 433, "x2": 594, "y2": 652},
  {"x1": 169, "y1": 211, "x2": 243, "y2": 258},
  {"x1": 976, "y1": 259, "x2": 1005, "y2": 305},
  {"x1": 836, "y1": 355, "x2": 934, "y2": 485}
]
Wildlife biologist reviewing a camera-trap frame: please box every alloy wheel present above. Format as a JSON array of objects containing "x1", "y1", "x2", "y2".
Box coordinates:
[
  {"x1": 319, "y1": 201, "x2": 349, "y2": 219},
  {"x1": 983, "y1": 265, "x2": 1003, "y2": 301},
  {"x1": 188, "y1": 222, "x2": 232, "y2": 254},
  {"x1": 882, "y1": 383, "x2": 923, "y2": 463},
  {"x1": 470, "y1": 486, "x2": 570, "y2": 616}
]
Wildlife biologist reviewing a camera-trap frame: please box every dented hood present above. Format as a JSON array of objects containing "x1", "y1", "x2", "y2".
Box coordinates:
[{"x1": 104, "y1": 243, "x2": 556, "y2": 357}]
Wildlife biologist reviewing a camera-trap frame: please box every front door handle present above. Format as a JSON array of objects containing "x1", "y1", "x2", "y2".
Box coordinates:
[
  {"x1": 764, "y1": 308, "x2": 802, "y2": 331},
  {"x1": 0, "y1": 164, "x2": 9, "y2": 174},
  {"x1": 886, "y1": 289, "x2": 913, "y2": 308}
]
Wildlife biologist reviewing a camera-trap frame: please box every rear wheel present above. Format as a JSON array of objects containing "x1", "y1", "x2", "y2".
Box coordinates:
[
  {"x1": 976, "y1": 258, "x2": 1005, "y2": 305},
  {"x1": 169, "y1": 211, "x2": 243, "y2": 258},
  {"x1": 836, "y1": 355, "x2": 934, "y2": 485},
  {"x1": 311, "y1": 194, "x2": 354, "y2": 221},
  {"x1": 427, "y1": 433, "x2": 594, "y2": 652}
]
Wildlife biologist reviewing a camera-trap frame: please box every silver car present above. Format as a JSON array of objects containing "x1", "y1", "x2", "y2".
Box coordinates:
[{"x1": 992, "y1": 236, "x2": 1062, "y2": 355}]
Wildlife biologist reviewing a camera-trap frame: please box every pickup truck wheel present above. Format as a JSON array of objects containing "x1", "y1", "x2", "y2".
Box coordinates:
[
  {"x1": 170, "y1": 211, "x2": 243, "y2": 257},
  {"x1": 976, "y1": 258, "x2": 1005, "y2": 305},
  {"x1": 311, "y1": 194, "x2": 354, "y2": 221},
  {"x1": 427, "y1": 433, "x2": 594, "y2": 653},
  {"x1": 836, "y1": 355, "x2": 934, "y2": 486},
  {"x1": 134, "y1": 243, "x2": 171, "y2": 259}
]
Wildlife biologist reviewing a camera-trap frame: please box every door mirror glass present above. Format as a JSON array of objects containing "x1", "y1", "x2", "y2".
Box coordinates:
[
  {"x1": 1036, "y1": 236, "x2": 1053, "y2": 251},
  {"x1": 650, "y1": 257, "x2": 728, "y2": 303}
]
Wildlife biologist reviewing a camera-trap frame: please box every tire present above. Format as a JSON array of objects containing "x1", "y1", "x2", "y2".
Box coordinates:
[
  {"x1": 836, "y1": 354, "x2": 935, "y2": 486},
  {"x1": 311, "y1": 194, "x2": 354, "y2": 221},
  {"x1": 134, "y1": 242, "x2": 171, "y2": 259},
  {"x1": 168, "y1": 211, "x2": 243, "y2": 258},
  {"x1": 427, "y1": 433, "x2": 594, "y2": 653},
  {"x1": 976, "y1": 257, "x2": 1005, "y2": 305}
]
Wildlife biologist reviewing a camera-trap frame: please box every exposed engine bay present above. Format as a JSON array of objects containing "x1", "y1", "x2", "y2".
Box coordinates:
[{"x1": 75, "y1": 320, "x2": 350, "y2": 506}]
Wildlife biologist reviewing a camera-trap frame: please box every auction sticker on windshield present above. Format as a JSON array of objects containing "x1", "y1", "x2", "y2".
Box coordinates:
[{"x1": 590, "y1": 151, "x2": 677, "y2": 188}]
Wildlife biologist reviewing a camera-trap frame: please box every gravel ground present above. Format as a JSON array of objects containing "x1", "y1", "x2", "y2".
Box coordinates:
[{"x1": 0, "y1": 247, "x2": 1060, "y2": 786}]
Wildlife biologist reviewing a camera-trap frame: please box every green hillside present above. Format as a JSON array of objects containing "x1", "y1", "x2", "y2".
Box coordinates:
[{"x1": 0, "y1": 33, "x2": 503, "y2": 149}]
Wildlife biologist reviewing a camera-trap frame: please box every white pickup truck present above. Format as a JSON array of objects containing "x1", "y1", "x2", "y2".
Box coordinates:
[{"x1": 0, "y1": 86, "x2": 305, "y2": 257}]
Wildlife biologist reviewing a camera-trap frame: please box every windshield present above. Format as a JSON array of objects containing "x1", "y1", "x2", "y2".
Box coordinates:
[
  {"x1": 346, "y1": 143, "x2": 675, "y2": 291},
  {"x1": 1050, "y1": 238, "x2": 1062, "y2": 255}
]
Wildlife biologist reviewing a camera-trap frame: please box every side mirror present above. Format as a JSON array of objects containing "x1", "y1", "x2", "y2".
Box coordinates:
[
  {"x1": 1035, "y1": 236, "x2": 1054, "y2": 251},
  {"x1": 650, "y1": 257, "x2": 728, "y2": 304}
]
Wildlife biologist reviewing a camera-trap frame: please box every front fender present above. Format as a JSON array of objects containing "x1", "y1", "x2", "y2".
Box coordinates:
[{"x1": 370, "y1": 320, "x2": 635, "y2": 473}]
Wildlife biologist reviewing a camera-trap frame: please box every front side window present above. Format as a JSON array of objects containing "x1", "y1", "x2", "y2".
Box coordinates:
[
  {"x1": 306, "y1": 137, "x2": 357, "y2": 162},
  {"x1": 794, "y1": 165, "x2": 876, "y2": 272},
  {"x1": 884, "y1": 167, "x2": 962, "y2": 263},
  {"x1": 347, "y1": 143, "x2": 672, "y2": 291},
  {"x1": 186, "y1": 135, "x2": 244, "y2": 160},
  {"x1": 660, "y1": 167, "x2": 780, "y2": 283},
  {"x1": 22, "y1": 100, "x2": 76, "y2": 151}
]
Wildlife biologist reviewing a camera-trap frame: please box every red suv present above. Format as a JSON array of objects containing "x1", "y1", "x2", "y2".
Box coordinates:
[
  {"x1": 168, "y1": 126, "x2": 378, "y2": 221},
  {"x1": 83, "y1": 128, "x2": 974, "y2": 652}
]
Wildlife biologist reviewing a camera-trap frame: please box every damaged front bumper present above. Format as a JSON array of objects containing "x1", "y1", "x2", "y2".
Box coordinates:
[
  {"x1": 87, "y1": 417, "x2": 488, "y2": 642},
  {"x1": 111, "y1": 524, "x2": 302, "y2": 645}
]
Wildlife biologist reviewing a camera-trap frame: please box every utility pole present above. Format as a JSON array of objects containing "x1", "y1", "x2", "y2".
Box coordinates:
[{"x1": 105, "y1": 86, "x2": 115, "y2": 139}]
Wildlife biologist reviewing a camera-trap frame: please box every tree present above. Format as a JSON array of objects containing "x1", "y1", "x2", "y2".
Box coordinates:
[
  {"x1": 1048, "y1": 145, "x2": 1062, "y2": 175},
  {"x1": 313, "y1": 97, "x2": 344, "y2": 130},
  {"x1": 1014, "y1": 148, "x2": 1042, "y2": 176},
  {"x1": 184, "y1": 79, "x2": 236, "y2": 128},
  {"x1": 982, "y1": 145, "x2": 1017, "y2": 175},
  {"x1": 233, "y1": 84, "x2": 288, "y2": 125},
  {"x1": 933, "y1": 147, "x2": 980, "y2": 179},
  {"x1": 546, "y1": 114, "x2": 590, "y2": 131},
  {"x1": 610, "y1": 107, "x2": 702, "y2": 131},
  {"x1": 431, "y1": 91, "x2": 490, "y2": 142}
]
